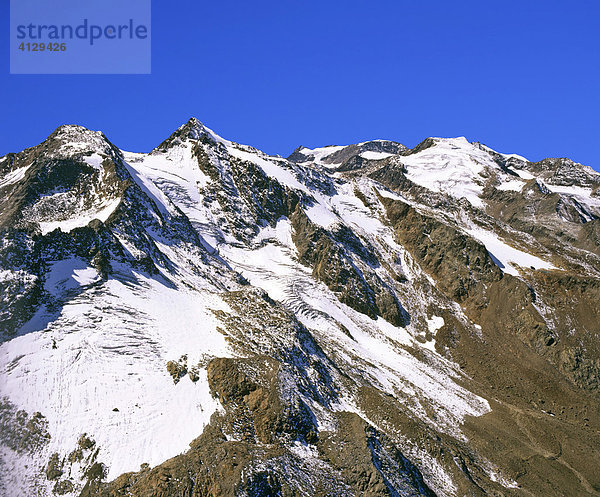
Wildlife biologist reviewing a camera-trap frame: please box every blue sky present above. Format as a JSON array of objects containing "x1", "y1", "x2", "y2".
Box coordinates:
[{"x1": 2, "y1": 0, "x2": 599, "y2": 170}]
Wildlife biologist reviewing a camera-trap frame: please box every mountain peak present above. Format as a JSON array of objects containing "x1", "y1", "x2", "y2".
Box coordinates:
[
  {"x1": 178, "y1": 116, "x2": 205, "y2": 140},
  {"x1": 152, "y1": 117, "x2": 230, "y2": 153},
  {"x1": 49, "y1": 124, "x2": 103, "y2": 143},
  {"x1": 42, "y1": 124, "x2": 117, "y2": 159}
]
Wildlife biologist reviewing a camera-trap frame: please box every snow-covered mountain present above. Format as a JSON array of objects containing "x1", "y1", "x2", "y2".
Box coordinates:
[{"x1": 1, "y1": 118, "x2": 599, "y2": 497}]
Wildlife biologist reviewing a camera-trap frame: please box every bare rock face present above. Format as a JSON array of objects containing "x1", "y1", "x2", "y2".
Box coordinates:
[
  {"x1": 317, "y1": 411, "x2": 436, "y2": 497},
  {"x1": 290, "y1": 205, "x2": 408, "y2": 326},
  {"x1": 380, "y1": 196, "x2": 503, "y2": 303},
  {"x1": 2, "y1": 121, "x2": 600, "y2": 497}
]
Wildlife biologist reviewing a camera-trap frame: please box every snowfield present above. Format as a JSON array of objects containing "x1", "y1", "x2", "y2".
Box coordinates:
[{"x1": 1, "y1": 267, "x2": 231, "y2": 492}]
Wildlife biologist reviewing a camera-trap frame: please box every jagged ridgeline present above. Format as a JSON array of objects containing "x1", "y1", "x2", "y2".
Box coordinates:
[{"x1": 1, "y1": 118, "x2": 600, "y2": 496}]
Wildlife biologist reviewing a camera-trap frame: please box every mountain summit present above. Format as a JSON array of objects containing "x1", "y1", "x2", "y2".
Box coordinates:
[{"x1": 1, "y1": 121, "x2": 600, "y2": 497}]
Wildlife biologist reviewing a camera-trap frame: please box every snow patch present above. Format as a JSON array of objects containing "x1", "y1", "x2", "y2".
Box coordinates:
[
  {"x1": 422, "y1": 316, "x2": 444, "y2": 353},
  {"x1": 0, "y1": 166, "x2": 30, "y2": 188},
  {"x1": 304, "y1": 200, "x2": 339, "y2": 228},
  {"x1": 82, "y1": 153, "x2": 104, "y2": 170},
  {"x1": 496, "y1": 178, "x2": 526, "y2": 191},
  {"x1": 38, "y1": 198, "x2": 121, "y2": 235},
  {"x1": 44, "y1": 259, "x2": 100, "y2": 296},
  {"x1": 299, "y1": 145, "x2": 345, "y2": 166},
  {"x1": 466, "y1": 227, "x2": 556, "y2": 276},
  {"x1": 360, "y1": 151, "x2": 393, "y2": 161}
]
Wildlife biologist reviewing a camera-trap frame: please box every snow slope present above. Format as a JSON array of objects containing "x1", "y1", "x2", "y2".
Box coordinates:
[
  {"x1": 1, "y1": 268, "x2": 230, "y2": 492},
  {"x1": 401, "y1": 137, "x2": 492, "y2": 208}
]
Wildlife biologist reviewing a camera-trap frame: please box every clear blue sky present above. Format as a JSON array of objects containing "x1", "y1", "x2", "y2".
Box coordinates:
[{"x1": 2, "y1": 0, "x2": 599, "y2": 170}]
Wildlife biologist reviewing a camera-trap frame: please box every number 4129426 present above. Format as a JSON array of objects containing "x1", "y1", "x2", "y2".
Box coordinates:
[{"x1": 18, "y1": 42, "x2": 67, "y2": 52}]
